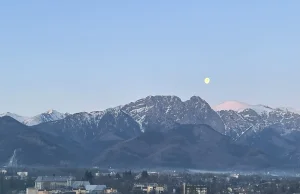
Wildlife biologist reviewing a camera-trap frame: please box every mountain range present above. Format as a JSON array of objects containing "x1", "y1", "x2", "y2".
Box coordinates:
[
  {"x1": 1, "y1": 96, "x2": 300, "y2": 170},
  {"x1": 0, "y1": 110, "x2": 68, "y2": 126}
]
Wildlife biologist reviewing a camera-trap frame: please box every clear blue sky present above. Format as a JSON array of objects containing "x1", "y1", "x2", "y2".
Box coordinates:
[{"x1": 0, "y1": 0, "x2": 299, "y2": 116}]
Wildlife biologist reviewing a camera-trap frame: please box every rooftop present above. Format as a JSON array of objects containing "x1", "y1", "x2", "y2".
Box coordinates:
[
  {"x1": 72, "y1": 181, "x2": 90, "y2": 189},
  {"x1": 85, "y1": 185, "x2": 106, "y2": 191},
  {"x1": 35, "y1": 176, "x2": 75, "y2": 182}
]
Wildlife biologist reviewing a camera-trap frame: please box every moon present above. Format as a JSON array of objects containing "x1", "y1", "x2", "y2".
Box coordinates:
[{"x1": 204, "y1": 77, "x2": 210, "y2": 84}]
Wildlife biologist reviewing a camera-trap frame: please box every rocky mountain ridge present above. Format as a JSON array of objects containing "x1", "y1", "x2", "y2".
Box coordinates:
[
  {"x1": 214, "y1": 101, "x2": 300, "y2": 139},
  {"x1": 1, "y1": 96, "x2": 300, "y2": 169},
  {"x1": 0, "y1": 110, "x2": 69, "y2": 126}
]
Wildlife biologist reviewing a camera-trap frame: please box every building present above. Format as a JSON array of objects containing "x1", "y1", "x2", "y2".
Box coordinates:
[
  {"x1": 26, "y1": 188, "x2": 37, "y2": 194},
  {"x1": 26, "y1": 188, "x2": 69, "y2": 194},
  {"x1": 71, "y1": 181, "x2": 90, "y2": 190},
  {"x1": 0, "y1": 169, "x2": 7, "y2": 174},
  {"x1": 17, "y1": 171, "x2": 29, "y2": 180},
  {"x1": 85, "y1": 185, "x2": 106, "y2": 194},
  {"x1": 72, "y1": 188, "x2": 88, "y2": 194},
  {"x1": 35, "y1": 176, "x2": 75, "y2": 190},
  {"x1": 17, "y1": 171, "x2": 29, "y2": 176},
  {"x1": 230, "y1": 174, "x2": 239, "y2": 179},
  {"x1": 133, "y1": 183, "x2": 167, "y2": 193},
  {"x1": 103, "y1": 188, "x2": 119, "y2": 194},
  {"x1": 183, "y1": 183, "x2": 207, "y2": 194},
  {"x1": 95, "y1": 172, "x2": 116, "y2": 177}
]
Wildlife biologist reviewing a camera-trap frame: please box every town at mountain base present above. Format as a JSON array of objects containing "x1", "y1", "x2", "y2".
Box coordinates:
[{"x1": 1, "y1": 95, "x2": 300, "y2": 170}]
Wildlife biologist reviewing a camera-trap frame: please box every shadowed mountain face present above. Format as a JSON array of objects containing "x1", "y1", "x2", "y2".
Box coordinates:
[
  {"x1": 33, "y1": 95, "x2": 227, "y2": 166},
  {"x1": 237, "y1": 127, "x2": 300, "y2": 168},
  {"x1": 34, "y1": 109, "x2": 142, "y2": 155},
  {"x1": 93, "y1": 124, "x2": 271, "y2": 170},
  {"x1": 0, "y1": 116, "x2": 74, "y2": 166}
]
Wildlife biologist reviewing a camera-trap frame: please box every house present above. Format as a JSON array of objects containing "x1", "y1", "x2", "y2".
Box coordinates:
[
  {"x1": 133, "y1": 183, "x2": 167, "y2": 193},
  {"x1": 35, "y1": 176, "x2": 75, "y2": 190},
  {"x1": 0, "y1": 169, "x2": 7, "y2": 174},
  {"x1": 95, "y1": 171, "x2": 116, "y2": 177},
  {"x1": 26, "y1": 188, "x2": 64, "y2": 194},
  {"x1": 72, "y1": 188, "x2": 88, "y2": 194},
  {"x1": 18, "y1": 172, "x2": 29, "y2": 176},
  {"x1": 85, "y1": 185, "x2": 106, "y2": 194},
  {"x1": 18, "y1": 171, "x2": 29, "y2": 180},
  {"x1": 133, "y1": 183, "x2": 148, "y2": 193},
  {"x1": 183, "y1": 183, "x2": 207, "y2": 194},
  {"x1": 148, "y1": 171, "x2": 159, "y2": 176},
  {"x1": 27, "y1": 187, "x2": 79, "y2": 194},
  {"x1": 147, "y1": 184, "x2": 167, "y2": 193},
  {"x1": 26, "y1": 188, "x2": 37, "y2": 194},
  {"x1": 103, "y1": 188, "x2": 119, "y2": 194},
  {"x1": 5, "y1": 175, "x2": 19, "y2": 180}
]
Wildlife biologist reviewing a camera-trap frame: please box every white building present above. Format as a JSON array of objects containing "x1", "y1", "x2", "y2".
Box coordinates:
[
  {"x1": 17, "y1": 172, "x2": 28, "y2": 176},
  {"x1": 17, "y1": 171, "x2": 29, "y2": 180},
  {"x1": 0, "y1": 169, "x2": 7, "y2": 174},
  {"x1": 35, "y1": 176, "x2": 75, "y2": 190},
  {"x1": 26, "y1": 187, "x2": 37, "y2": 194}
]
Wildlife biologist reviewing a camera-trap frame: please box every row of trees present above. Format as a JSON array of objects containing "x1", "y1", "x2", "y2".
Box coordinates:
[
  {"x1": 0, "y1": 174, "x2": 34, "y2": 194},
  {"x1": 80, "y1": 170, "x2": 153, "y2": 194}
]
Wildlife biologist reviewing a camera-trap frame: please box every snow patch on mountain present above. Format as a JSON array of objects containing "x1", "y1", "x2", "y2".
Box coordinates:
[
  {"x1": 122, "y1": 95, "x2": 225, "y2": 134},
  {"x1": 217, "y1": 102, "x2": 300, "y2": 140},
  {"x1": 277, "y1": 107, "x2": 300, "y2": 114},
  {"x1": 213, "y1": 101, "x2": 274, "y2": 115}
]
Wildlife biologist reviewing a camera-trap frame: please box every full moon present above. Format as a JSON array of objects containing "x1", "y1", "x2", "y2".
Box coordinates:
[{"x1": 204, "y1": 77, "x2": 210, "y2": 84}]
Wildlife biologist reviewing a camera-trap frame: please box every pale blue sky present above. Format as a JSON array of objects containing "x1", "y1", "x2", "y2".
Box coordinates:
[{"x1": 0, "y1": 0, "x2": 299, "y2": 116}]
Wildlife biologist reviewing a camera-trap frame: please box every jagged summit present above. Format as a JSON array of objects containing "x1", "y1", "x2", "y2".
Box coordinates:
[
  {"x1": 1, "y1": 95, "x2": 300, "y2": 169},
  {"x1": 46, "y1": 109, "x2": 54, "y2": 114},
  {"x1": 121, "y1": 95, "x2": 225, "y2": 134}
]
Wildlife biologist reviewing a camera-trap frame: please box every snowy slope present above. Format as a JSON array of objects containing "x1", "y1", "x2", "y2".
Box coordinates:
[
  {"x1": 213, "y1": 101, "x2": 251, "y2": 112},
  {"x1": 215, "y1": 101, "x2": 300, "y2": 139},
  {"x1": 277, "y1": 107, "x2": 300, "y2": 115},
  {"x1": 34, "y1": 95, "x2": 226, "y2": 143},
  {"x1": 121, "y1": 95, "x2": 225, "y2": 134},
  {"x1": 0, "y1": 110, "x2": 68, "y2": 126},
  {"x1": 0, "y1": 112, "x2": 28, "y2": 123},
  {"x1": 23, "y1": 109, "x2": 68, "y2": 126}
]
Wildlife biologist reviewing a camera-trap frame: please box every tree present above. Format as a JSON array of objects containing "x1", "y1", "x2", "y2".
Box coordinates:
[
  {"x1": 116, "y1": 173, "x2": 121, "y2": 179},
  {"x1": 0, "y1": 174, "x2": 4, "y2": 194},
  {"x1": 141, "y1": 171, "x2": 149, "y2": 179},
  {"x1": 84, "y1": 170, "x2": 94, "y2": 184},
  {"x1": 9, "y1": 176, "x2": 14, "y2": 190},
  {"x1": 123, "y1": 171, "x2": 133, "y2": 180}
]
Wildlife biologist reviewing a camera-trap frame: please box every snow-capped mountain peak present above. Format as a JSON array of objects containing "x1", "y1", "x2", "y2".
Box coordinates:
[
  {"x1": 0, "y1": 112, "x2": 28, "y2": 123},
  {"x1": 213, "y1": 101, "x2": 250, "y2": 112},
  {"x1": 213, "y1": 101, "x2": 274, "y2": 115},
  {"x1": 23, "y1": 110, "x2": 68, "y2": 126},
  {"x1": 47, "y1": 109, "x2": 54, "y2": 114}
]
